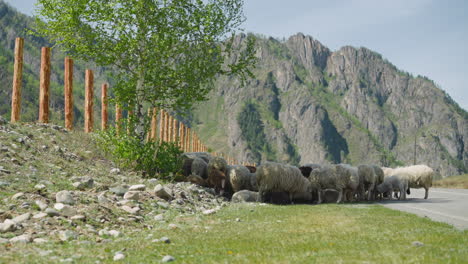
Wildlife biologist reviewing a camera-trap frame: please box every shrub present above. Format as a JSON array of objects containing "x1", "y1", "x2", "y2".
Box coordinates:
[{"x1": 96, "y1": 121, "x2": 182, "y2": 180}]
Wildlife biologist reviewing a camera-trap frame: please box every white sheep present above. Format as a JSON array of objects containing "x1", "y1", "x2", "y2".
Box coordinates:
[
  {"x1": 382, "y1": 165, "x2": 434, "y2": 199},
  {"x1": 228, "y1": 165, "x2": 258, "y2": 193},
  {"x1": 376, "y1": 173, "x2": 409, "y2": 200},
  {"x1": 256, "y1": 162, "x2": 311, "y2": 204}
]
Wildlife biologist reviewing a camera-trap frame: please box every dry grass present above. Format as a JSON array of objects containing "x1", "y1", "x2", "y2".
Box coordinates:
[{"x1": 433, "y1": 174, "x2": 468, "y2": 189}]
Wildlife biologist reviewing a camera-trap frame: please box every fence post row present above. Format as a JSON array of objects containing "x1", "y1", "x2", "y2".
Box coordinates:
[
  {"x1": 11, "y1": 37, "x2": 24, "y2": 123},
  {"x1": 8, "y1": 39, "x2": 221, "y2": 158},
  {"x1": 39, "y1": 47, "x2": 51, "y2": 123}
]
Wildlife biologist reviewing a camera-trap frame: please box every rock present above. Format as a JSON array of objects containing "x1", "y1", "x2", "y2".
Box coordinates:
[
  {"x1": 202, "y1": 209, "x2": 217, "y2": 215},
  {"x1": 45, "y1": 208, "x2": 60, "y2": 217},
  {"x1": 235, "y1": 218, "x2": 241, "y2": 222},
  {"x1": 148, "y1": 178, "x2": 158, "y2": 184},
  {"x1": 54, "y1": 203, "x2": 77, "y2": 217},
  {"x1": 129, "y1": 184, "x2": 146, "y2": 191},
  {"x1": 123, "y1": 191, "x2": 140, "y2": 201},
  {"x1": 162, "y1": 255, "x2": 175, "y2": 263},
  {"x1": 231, "y1": 190, "x2": 259, "y2": 203},
  {"x1": 154, "y1": 214, "x2": 164, "y2": 221},
  {"x1": 59, "y1": 230, "x2": 78, "y2": 241},
  {"x1": 98, "y1": 229, "x2": 110, "y2": 237},
  {"x1": 0, "y1": 238, "x2": 9, "y2": 244},
  {"x1": 0, "y1": 181, "x2": 11, "y2": 187},
  {"x1": 186, "y1": 175, "x2": 207, "y2": 186},
  {"x1": 412, "y1": 241, "x2": 424, "y2": 247},
  {"x1": 168, "y1": 224, "x2": 178, "y2": 229},
  {"x1": 160, "y1": 237, "x2": 170, "y2": 244},
  {"x1": 110, "y1": 168, "x2": 121, "y2": 174},
  {"x1": 10, "y1": 234, "x2": 32, "y2": 244},
  {"x1": 113, "y1": 252, "x2": 125, "y2": 261},
  {"x1": 154, "y1": 184, "x2": 173, "y2": 200},
  {"x1": 121, "y1": 206, "x2": 140, "y2": 215},
  {"x1": 56, "y1": 190, "x2": 75, "y2": 205},
  {"x1": 0, "y1": 219, "x2": 17, "y2": 233},
  {"x1": 72, "y1": 177, "x2": 94, "y2": 190},
  {"x1": 35, "y1": 200, "x2": 48, "y2": 211},
  {"x1": 33, "y1": 212, "x2": 48, "y2": 219},
  {"x1": 34, "y1": 184, "x2": 47, "y2": 191},
  {"x1": 0, "y1": 115, "x2": 6, "y2": 125},
  {"x1": 12, "y1": 212, "x2": 31, "y2": 224},
  {"x1": 157, "y1": 202, "x2": 170, "y2": 209},
  {"x1": 33, "y1": 238, "x2": 48, "y2": 244},
  {"x1": 109, "y1": 186, "x2": 128, "y2": 197},
  {"x1": 71, "y1": 215, "x2": 86, "y2": 221},
  {"x1": 109, "y1": 230, "x2": 122, "y2": 238},
  {"x1": 11, "y1": 192, "x2": 25, "y2": 200}
]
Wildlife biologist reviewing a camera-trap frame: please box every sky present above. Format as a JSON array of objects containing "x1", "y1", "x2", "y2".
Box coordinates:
[{"x1": 5, "y1": 0, "x2": 468, "y2": 110}]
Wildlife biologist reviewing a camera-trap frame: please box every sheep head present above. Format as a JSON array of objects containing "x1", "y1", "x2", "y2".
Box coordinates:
[{"x1": 207, "y1": 157, "x2": 229, "y2": 195}]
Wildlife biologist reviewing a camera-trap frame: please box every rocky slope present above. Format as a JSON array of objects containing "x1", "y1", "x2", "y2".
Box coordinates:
[
  {"x1": 191, "y1": 34, "x2": 467, "y2": 177},
  {"x1": 0, "y1": 115, "x2": 226, "y2": 249}
]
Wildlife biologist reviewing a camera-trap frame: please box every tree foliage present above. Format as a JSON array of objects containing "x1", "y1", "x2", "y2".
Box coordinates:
[{"x1": 34, "y1": 0, "x2": 256, "y2": 134}]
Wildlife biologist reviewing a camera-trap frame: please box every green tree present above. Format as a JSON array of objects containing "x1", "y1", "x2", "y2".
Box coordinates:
[{"x1": 34, "y1": 0, "x2": 256, "y2": 139}]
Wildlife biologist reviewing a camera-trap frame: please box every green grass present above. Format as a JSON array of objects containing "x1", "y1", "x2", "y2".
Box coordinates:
[
  {"x1": 433, "y1": 174, "x2": 468, "y2": 189},
  {"x1": 2, "y1": 203, "x2": 467, "y2": 263}
]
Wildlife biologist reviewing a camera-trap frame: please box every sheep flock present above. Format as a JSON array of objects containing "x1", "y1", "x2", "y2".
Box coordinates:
[{"x1": 181, "y1": 152, "x2": 434, "y2": 204}]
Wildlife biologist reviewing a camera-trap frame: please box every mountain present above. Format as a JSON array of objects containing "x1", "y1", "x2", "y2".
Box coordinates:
[
  {"x1": 190, "y1": 34, "x2": 467, "y2": 177},
  {"x1": 0, "y1": 1, "x2": 111, "y2": 126}
]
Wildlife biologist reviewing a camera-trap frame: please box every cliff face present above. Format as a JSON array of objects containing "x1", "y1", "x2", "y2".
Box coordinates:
[{"x1": 191, "y1": 33, "x2": 467, "y2": 177}]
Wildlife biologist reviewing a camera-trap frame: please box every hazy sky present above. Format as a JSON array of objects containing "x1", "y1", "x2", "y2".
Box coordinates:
[{"x1": 5, "y1": 0, "x2": 468, "y2": 110}]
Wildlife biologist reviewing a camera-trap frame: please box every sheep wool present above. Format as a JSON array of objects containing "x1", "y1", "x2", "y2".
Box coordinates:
[
  {"x1": 389, "y1": 165, "x2": 434, "y2": 199},
  {"x1": 357, "y1": 164, "x2": 377, "y2": 201},
  {"x1": 191, "y1": 157, "x2": 208, "y2": 179},
  {"x1": 256, "y1": 162, "x2": 311, "y2": 204},
  {"x1": 309, "y1": 165, "x2": 341, "y2": 204},
  {"x1": 376, "y1": 173, "x2": 409, "y2": 200},
  {"x1": 337, "y1": 164, "x2": 360, "y2": 202},
  {"x1": 207, "y1": 157, "x2": 230, "y2": 195},
  {"x1": 229, "y1": 165, "x2": 257, "y2": 192}
]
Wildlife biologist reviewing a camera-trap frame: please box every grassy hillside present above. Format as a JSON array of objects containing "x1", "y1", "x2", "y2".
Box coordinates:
[{"x1": 433, "y1": 174, "x2": 468, "y2": 189}]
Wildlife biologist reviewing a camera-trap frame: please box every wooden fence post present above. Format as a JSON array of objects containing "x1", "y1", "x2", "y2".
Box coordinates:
[
  {"x1": 179, "y1": 122, "x2": 185, "y2": 150},
  {"x1": 168, "y1": 115, "x2": 174, "y2": 142},
  {"x1": 115, "y1": 104, "x2": 122, "y2": 134},
  {"x1": 11, "y1": 37, "x2": 24, "y2": 123},
  {"x1": 184, "y1": 126, "x2": 189, "y2": 152},
  {"x1": 172, "y1": 118, "x2": 178, "y2": 143},
  {"x1": 39, "y1": 47, "x2": 51, "y2": 123},
  {"x1": 64, "y1": 57, "x2": 74, "y2": 130},
  {"x1": 164, "y1": 111, "x2": 170, "y2": 142},
  {"x1": 159, "y1": 109, "x2": 164, "y2": 143},
  {"x1": 101, "y1": 83, "x2": 108, "y2": 130},
  {"x1": 150, "y1": 107, "x2": 158, "y2": 141},
  {"x1": 84, "y1": 69, "x2": 94, "y2": 133}
]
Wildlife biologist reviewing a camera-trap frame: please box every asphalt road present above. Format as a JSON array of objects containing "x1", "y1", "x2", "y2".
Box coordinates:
[{"x1": 378, "y1": 188, "x2": 468, "y2": 230}]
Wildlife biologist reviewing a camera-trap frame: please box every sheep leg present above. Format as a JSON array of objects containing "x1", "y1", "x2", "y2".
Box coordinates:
[
  {"x1": 289, "y1": 193, "x2": 294, "y2": 205},
  {"x1": 424, "y1": 187, "x2": 429, "y2": 199},
  {"x1": 317, "y1": 190, "x2": 322, "y2": 204},
  {"x1": 367, "y1": 183, "x2": 374, "y2": 201},
  {"x1": 336, "y1": 188, "x2": 343, "y2": 204}
]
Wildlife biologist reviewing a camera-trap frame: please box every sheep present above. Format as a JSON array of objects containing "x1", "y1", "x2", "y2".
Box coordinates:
[
  {"x1": 231, "y1": 190, "x2": 259, "y2": 203},
  {"x1": 376, "y1": 174, "x2": 409, "y2": 200},
  {"x1": 372, "y1": 165, "x2": 385, "y2": 199},
  {"x1": 336, "y1": 164, "x2": 360, "y2": 202},
  {"x1": 299, "y1": 163, "x2": 322, "y2": 178},
  {"x1": 228, "y1": 165, "x2": 258, "y2": 192},
  {"x1": 256, "y1": 162, "x2": 312, "y2": 204},
  {"x1": 357, "y1": 165, "x2": 377, "y2": 201},
  {"x1": 180, "y1": 152, "x2": 212, "y2": 177},
  {"x1": 382, "y1": 165, "x2": 434, "y2": 199},
  {"x1": 207, "y1": 157, "x2": 231, "y2": 196},
  {"x1": 191, "y1": 157, "x2": 208, "y2": 179}
]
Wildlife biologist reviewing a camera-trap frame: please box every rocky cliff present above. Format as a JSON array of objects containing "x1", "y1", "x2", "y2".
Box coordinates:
[{"x1": 190, "y1": 33, "x2": 467, "y2": 177}]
